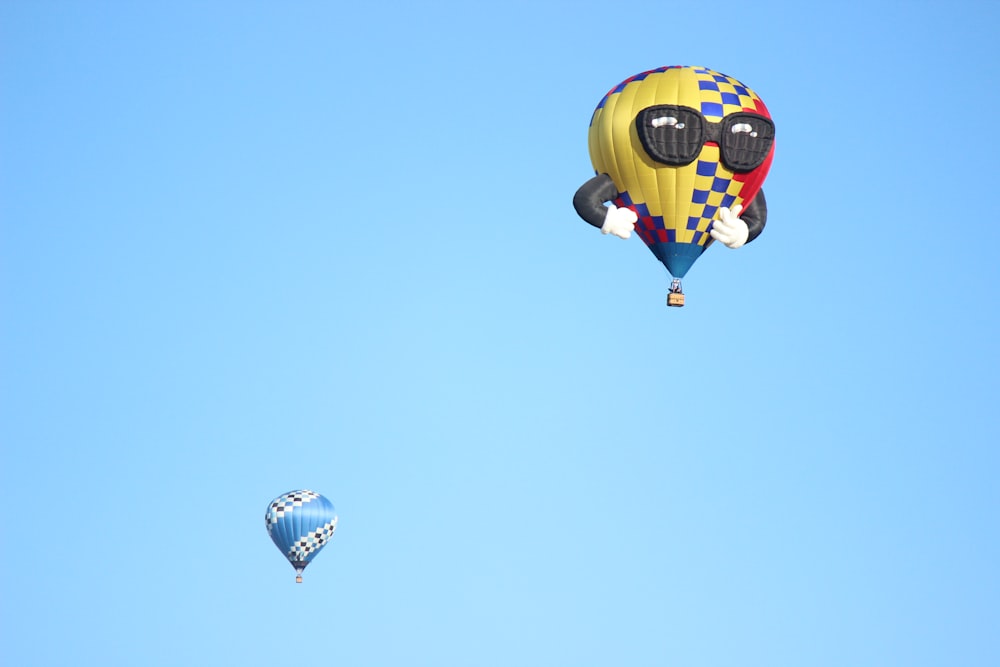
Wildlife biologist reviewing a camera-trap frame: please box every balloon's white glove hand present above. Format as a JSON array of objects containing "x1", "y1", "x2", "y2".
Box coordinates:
[
  {"x1": 710, "y1": 204, "x2": 750, "y2": 249},
  {"x1": 601, "y1": 204, "x2": 637, "y2": 239}
]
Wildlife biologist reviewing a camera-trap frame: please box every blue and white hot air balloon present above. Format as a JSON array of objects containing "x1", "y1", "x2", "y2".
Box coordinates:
[{"x1": 265, "y1": 490, "x2": 338, "y2": 583}]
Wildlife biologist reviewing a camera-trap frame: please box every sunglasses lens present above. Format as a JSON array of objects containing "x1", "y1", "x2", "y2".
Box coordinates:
[
  {"x1": 720, "y1": 113, "x2": 775, "y2": 172},
  {"x1": 636, "y1": 105, "x2": 705, "y2": 166}
]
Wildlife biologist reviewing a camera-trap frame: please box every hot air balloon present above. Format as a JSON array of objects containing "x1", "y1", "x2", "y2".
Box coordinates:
[
  {"x1": 265, "y1": 490, "x2": 338, "y2": 583},
  {"x1": 573, "y1": 66, "x2": 775, "y2": 306}
]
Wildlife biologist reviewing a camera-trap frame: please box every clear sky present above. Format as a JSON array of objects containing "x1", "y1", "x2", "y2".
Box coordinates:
[{"x1": 2, "y1": 2, "x2": 999, "y2": 666}]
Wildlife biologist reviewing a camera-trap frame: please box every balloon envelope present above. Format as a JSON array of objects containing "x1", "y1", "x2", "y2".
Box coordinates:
[
  {"x1": 587, "y1": 65, "x2": 774, "y2": 278},
  {"x1": 265, "y1": 489, "x2": 338, "y2": 581}
]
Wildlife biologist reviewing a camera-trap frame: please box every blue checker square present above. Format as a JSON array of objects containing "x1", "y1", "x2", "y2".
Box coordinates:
[
  {"x1": 721, "y1": 92, "x2": 741, "y2": 105},
  {"x1": 696, "y1": 160, "x2": 717, "y2": 177},
  {"x1": 712, "y1": 73, "x2": 730, "y2": 82},
  {"x1": 692, "y1": 189, "x2": 710, "y2": 204},
  {"x1": 701, "y1": 101, "x2": 724, "y2": 118},
  {"x1": 703, "y1": 205, "x2": 719, "y2": 220},
  {"x1": 686, "y1": 216, "x2": 702, "y2": 230},
  {"x1": 733, "y1": 84, "x2": 749, "y2": 97},
  {"x1": 699, "y1": 80, "x2": 720, "y2": 91},
  {"x1": 711, "y1": 177, "x2": 730, "y2": 192}
]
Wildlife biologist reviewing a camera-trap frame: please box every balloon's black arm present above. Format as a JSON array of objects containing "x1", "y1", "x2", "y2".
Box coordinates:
[
  {"x1": 742, "y1": 189, "x2": 767, "y2": 243},
  {"x1": 573, "y1": 173, "x2": 768, "y2": 243},
  {"x1": 573, "y1": 174, "x2": 618, "y2": 229}
]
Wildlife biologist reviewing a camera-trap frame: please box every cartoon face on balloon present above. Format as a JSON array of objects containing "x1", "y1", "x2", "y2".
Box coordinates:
[{"x1": 585, "y1": 65, "x2": 775, "y2": 278}]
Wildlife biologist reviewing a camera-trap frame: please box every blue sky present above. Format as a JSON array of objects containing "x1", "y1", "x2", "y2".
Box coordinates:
[{"x1": 2, "y1": 1, "x2": 999, "y2": 665}]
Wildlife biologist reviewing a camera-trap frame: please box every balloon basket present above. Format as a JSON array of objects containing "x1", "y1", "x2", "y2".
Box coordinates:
[
  {"x1": 667, "y1": 278, "x2": 684, "y2": 307},
  {"x1": 296, "y1": 575, "x2": 303, "y2": 583}
]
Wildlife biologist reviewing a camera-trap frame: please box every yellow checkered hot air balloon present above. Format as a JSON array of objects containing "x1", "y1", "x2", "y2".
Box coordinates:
[{"x1": 573, "y1": 66, "x2": 775, "y2": 306}]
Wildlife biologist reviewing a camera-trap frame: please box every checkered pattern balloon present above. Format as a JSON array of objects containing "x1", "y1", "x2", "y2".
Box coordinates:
[
  {"x1": 265, "y1": 490, "x2": 338, "y2": 580},
  {"x1": 587, "y1": 66, "x2": 774, "y2": 278}
]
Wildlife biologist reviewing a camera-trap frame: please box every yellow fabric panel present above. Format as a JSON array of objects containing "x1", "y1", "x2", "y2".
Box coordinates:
[
  {"x1": 664, "y1": 69, "x2": 702, "y2": 239},
  {"x1": 589, "y1": 102, "x2": 617, "y2": 186},
  {"x1": 626, "y1": 74, "x2": 663, "y2": 214},
  {"x1": 611, "y1": 81, "x2": 641, "y2": 210},
  {"x1": 673, "y1": 67, "x2": 702, "y2": 110}
]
